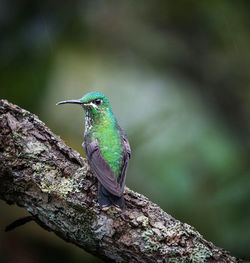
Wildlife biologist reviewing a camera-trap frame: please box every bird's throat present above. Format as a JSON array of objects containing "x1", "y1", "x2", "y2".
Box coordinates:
[
  {"x1": 84, "y1": 110, "x2": 95, "y2": 134},
  {"x1": 83, "y1": 108, "x2": 115, "y2": 135}
]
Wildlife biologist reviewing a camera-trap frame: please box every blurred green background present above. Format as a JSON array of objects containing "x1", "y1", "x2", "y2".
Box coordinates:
[{"x1": 1, "y1": 1, "x2": 250, "y2": 262}]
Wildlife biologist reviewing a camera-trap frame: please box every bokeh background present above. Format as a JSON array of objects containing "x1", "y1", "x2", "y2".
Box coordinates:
[{"x1": 1, "y1": 1, "x2": 250, "y2": 262}]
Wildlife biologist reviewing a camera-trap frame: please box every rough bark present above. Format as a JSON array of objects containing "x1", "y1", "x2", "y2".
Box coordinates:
[{"x1": 0, "y1": 99, "x2": 247, "y2": 263}]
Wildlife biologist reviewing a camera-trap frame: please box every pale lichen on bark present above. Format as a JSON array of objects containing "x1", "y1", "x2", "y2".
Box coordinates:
[{"x1": 0, "y1": 99, "x2": 248, "y2": 263}]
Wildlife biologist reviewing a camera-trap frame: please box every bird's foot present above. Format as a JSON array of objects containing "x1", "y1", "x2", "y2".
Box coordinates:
[
  {"x1": 101, "y1": 205, "x2": 123, "y2": 213},
  {"x1": 113, "y1": 205, "x2": 122, "y2": 213},
  {"x1": 101, "y1": 205, "x2": 111, "y2": 211}
]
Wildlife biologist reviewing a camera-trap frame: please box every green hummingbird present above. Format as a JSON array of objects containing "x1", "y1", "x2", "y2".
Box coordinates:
[{"x1": 57, "y1": 92, "x2": 131, "y2": 211}]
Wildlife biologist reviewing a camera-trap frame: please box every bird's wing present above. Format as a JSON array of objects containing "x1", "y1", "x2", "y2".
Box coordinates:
[
  {"x1": 118, "y1": 133, "x2": 131, "y2": 194},
  {"x1": 85, "y1": 138, "x2": 124, "y2": 197}
]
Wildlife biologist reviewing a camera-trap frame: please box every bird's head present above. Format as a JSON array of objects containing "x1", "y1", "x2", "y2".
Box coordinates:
[{"x1": 56, "y1": 92, "x2": 111, "y2": 116}]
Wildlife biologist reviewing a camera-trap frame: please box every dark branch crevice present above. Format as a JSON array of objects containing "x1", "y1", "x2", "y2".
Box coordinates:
[{"x1": 0, "y1": 99, "x2": 247, "y2": 263}]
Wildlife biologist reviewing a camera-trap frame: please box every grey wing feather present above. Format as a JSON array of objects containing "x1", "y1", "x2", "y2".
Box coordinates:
[
  {"x1": 118, "y1": 134, "x2": 131, "y2": 193},
  {"x1": 85, "y1": 138, "x2": 123, "y2": 197},
  {"x1": 85, "y1": 133, "x2": 131, "y2": 197}
]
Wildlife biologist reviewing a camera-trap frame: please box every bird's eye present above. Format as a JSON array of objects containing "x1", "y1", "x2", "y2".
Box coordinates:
[{"x1": 94, "y1": 99, "x2": 102, "y2": 105}]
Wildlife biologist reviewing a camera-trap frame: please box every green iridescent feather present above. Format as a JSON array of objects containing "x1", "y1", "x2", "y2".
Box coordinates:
[
  {"x1": 80, "y1": 92, "x2": 123, "y2": 178},
  {"x1": 57, "y1": 91, "x2": 131, "y2": 208}
]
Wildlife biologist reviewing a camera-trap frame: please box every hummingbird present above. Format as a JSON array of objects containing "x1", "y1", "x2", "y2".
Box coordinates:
[{"x1": 57, "y1": 92, "x2": 131, "y2": 211}]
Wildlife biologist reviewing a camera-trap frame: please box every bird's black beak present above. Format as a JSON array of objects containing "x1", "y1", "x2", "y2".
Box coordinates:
[{"x1": 56, "y1": 99, "x2": 83, "y2": 105}]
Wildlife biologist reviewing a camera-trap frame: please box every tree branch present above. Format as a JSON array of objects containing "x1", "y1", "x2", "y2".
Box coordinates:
[{"x1": 0, "y1": 99, "x2": 247, "y2": 263}]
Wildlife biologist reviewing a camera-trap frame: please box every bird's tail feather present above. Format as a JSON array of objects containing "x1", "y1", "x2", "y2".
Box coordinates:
[{"x1": 98, "y1": 183, "x2": 124, "y2": 210}]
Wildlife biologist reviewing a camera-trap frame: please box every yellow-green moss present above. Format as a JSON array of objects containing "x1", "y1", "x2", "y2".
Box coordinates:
[
  {"x1": 141, "y1": 229, "x2": 162, "y2": 252},
  {"x1": 32, "y1": 163, "x2": 73, "y2": 197},
  {"x1": 137, "y1": 215, "x2": 149, "y2": 227},
  {"x1": 24, "y1": 141, "x2": 48, "y2": 155}
]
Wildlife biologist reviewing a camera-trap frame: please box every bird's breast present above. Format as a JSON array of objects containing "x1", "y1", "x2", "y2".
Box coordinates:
[{"x1": 91, "y1": 127, "x2": 124, "y2": 177}]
